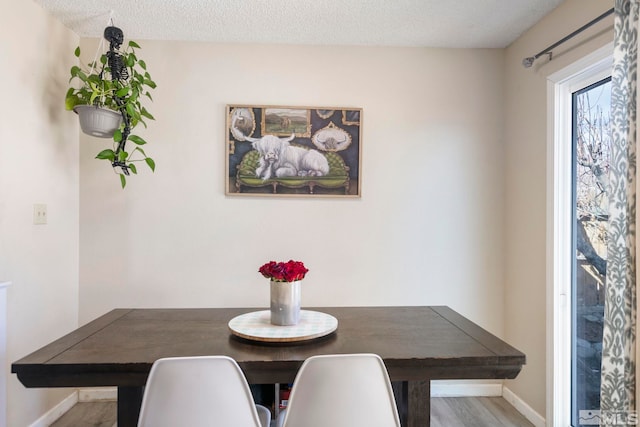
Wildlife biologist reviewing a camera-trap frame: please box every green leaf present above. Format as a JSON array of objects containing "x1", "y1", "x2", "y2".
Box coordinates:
[
  {"x1": 89, "y1": 91, "x2": 99, "y2": 106},
  {"x1": 129, "y1": 40, "x2": 141, "y2": 49},
  {"x1": 65, "y1": 95, "x2": 79, "y2": 111},
  {"x1": 100, "y1": 54, "x2": 107, "y2": 65},
  {"x1": 65, "y1": 96, "x2": 77, "y2": 111},
  {"x1": 144, "y1": 78, "x2": 157, "y2": 89},
  {"x1": 113, "y1": 129, "x2": 123, "y2": 143},
  {"x1": 129, "y1": 163, "x2": 138, "y2": 174},
  {"x1": 118, "y1": 151, "x2": 128, "y2": 162},
  {"x1": 69, "y1": 69, "x2": 87, "y2": 85},
  {"x1": 139, "y1": 60, "x2": 147, "y2": 70},
  {"x1": 128, "y1": 135, "x2": 147, "y2": 145},
  {"x1": 70, "y1": 65, "x2": 81, "y2": 78},
  {"x1": 126, "y1": 103, "x2": 138, "y2": 120},
  {"x1": 87, "y1": 74, "x2": 102, "y2": 84},
  {"x1": 140, "y1": 108, "x2": 155, "y2": 120},
  {"x1": 145, "y1": 157, "x2": 156, "y2": 172},
  {"x1": 96, "y1": 149, "x2": 116, "y2": 161},
  {"x1": 116, "y1": 86, "x2": 130, "y2": 97},
  {"x1": 120, "y1": 174, "x2": 126, "y2": 188},
  {"x1": 74, "y1": 46, "x2": 81, "y2": 57}
]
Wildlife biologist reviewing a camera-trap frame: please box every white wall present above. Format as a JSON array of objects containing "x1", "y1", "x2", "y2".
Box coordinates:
[
  {"x1": 0, "y1": 1, "x2": 80, "y2": 426},
  {"x1": 503, "y1": 0, "x2": 614, "y2": 417},
  {"x1": 78, "y1": 42, "x2": 507, "y2": 339}
]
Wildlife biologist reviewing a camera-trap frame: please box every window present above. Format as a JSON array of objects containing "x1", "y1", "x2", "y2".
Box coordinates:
[
  {"x1": 571, "y1": 77, "x2": 611, "y2": 426},
  {"x1": 547, "y1": 43, "x2": 612, "y2": 426}
]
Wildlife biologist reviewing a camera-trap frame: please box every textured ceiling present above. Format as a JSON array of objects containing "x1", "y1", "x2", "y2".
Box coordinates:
[{"x1": 34, "y1": 0, "x2": 564, "y2": 48}]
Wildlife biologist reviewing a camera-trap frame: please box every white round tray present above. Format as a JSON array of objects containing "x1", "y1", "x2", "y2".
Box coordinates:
[{"x1": 228, "y1": 310, "x2": 338, "y2": 343}]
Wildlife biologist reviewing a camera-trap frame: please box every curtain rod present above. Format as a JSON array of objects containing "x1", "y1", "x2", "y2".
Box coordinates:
[{"x1": 522, "y1": 7, "x2": 614, "y2": 68}]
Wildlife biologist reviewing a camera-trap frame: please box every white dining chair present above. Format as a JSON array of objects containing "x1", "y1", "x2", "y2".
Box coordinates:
[
  {"x1": 276, "y1": 353, "x2": 401, "y2": 427},
  {"x1": 137, "y1": 355, "x2": 271, "y2": 427}
]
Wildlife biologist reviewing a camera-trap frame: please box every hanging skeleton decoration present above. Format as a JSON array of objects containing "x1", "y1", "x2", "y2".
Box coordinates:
[{"x1": 103, "y1": 26, "x2": 131, "y2": 175}]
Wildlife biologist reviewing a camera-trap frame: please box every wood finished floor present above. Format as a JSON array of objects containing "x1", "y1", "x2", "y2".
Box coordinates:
[{"x1": 50, "y1": 397, "x2": 534, "y2": 427}]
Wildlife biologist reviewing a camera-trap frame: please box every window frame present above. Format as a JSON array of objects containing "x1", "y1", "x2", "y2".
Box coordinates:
[{"x1": 546, "y1": 43, "x2": 613, "y2": 426}]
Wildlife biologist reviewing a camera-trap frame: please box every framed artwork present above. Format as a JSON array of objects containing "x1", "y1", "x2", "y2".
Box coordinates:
[{"x1": 226, "y1": 105, "x2": 362, "y2": 197}]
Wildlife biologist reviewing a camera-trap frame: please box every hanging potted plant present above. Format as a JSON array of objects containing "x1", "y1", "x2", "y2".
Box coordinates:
[{"x1": 65, "y1": 26, "x2": 157, "y2": 188}]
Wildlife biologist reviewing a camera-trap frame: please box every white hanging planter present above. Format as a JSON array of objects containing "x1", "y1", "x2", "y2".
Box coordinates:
[{"x1": 73, "y1": 105, "x2": 122, "y2": 138}]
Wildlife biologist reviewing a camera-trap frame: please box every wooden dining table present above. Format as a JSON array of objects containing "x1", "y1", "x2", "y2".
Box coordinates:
[{"x1": 12, "y1": 306, "x2": 525, "y2": 427}]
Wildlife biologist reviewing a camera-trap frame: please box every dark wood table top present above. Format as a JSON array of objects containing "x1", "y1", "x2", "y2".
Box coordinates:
[{"x1": 12, "y1": 306, "x2": 525, "y2": 388}]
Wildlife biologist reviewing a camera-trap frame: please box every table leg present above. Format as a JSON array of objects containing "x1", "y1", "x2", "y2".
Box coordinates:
[
  {"x1": 408, "y1": 380, "x2": 430, "y2": 427},
  {"x1": 392, "y1": 382, "x2": 408, "y2": 425},
  {"x1": 392, "y1": 380, "x2": 430, "y2": 427},
  {"x1": 118, "y1": 386, "x2": 144, "y2": 427}
]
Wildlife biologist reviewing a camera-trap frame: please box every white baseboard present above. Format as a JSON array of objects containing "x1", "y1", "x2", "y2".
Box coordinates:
[
  {"x1": 84, "y1": 384, "x2": 499, "y2": 400},
  {"x1": 57, "y1": 384, "x2": 505, "y2": 403},
  {"x1": 430, "y1": 382, "x2": 546, "y2": 427},
  {"x1": 431, "y1": 381, "x2": 503, "y2": 397},
  {"x1": 79, "y1": 387, "x2": 117, "y2": 402},
  {"x1": 28, "y1": 391, "x2": 78, "y2": 427},
  {"x1": 27, "y1": 388, "x2": 117, "y2": 427},
  {"x1": 503, "y1": 386, "x2": 546, "y2": 427}
]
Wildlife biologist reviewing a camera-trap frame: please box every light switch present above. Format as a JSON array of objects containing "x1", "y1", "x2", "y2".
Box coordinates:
[{"x1": 33, "y1": 204, "x2": 47, "y2": 225}]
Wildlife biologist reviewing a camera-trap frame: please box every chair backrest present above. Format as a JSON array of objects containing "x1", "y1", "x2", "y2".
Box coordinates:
[
  {"x1": 137, "y1": 355, "x2": 265, "y2": 427},
  {"x1": 282, "y1": 353, "x2": 401, "y2": 427}
]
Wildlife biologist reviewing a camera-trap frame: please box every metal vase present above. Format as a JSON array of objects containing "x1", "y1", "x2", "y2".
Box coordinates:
[{"x1": 270, "y1": 280, "x2": 301, "y2": 326}]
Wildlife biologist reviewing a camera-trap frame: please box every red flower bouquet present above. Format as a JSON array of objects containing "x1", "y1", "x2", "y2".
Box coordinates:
[{"x1": 259, "y1": 260, "x2": 308, "y2": 282}]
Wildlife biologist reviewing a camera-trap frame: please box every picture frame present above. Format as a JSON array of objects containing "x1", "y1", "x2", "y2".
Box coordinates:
[
  {"x1": 226, "y1": 104, "x2": 362, "y2": 197},
  {"x1": 262, "y1": 107, "x2": 312, "y2": 137}
]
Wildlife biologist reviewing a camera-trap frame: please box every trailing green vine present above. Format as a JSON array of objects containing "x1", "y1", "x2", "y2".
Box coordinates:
[{"x1": 65, "y1": 38, "x2": 157, "y2": 188}]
